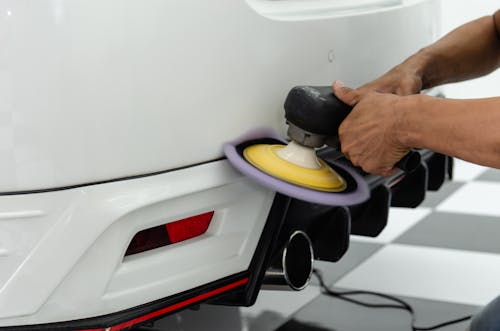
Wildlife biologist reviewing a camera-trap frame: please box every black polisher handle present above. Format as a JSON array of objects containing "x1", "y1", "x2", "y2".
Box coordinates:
[{"x1": 284, "y1": 86, "x2": 421, "y2": 173}]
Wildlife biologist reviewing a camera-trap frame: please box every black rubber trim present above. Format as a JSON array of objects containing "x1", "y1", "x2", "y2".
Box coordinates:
[
  {"x1": 237, "y1": 193, "x2": 291, "y2": 306},
  {"x1": 0, "y1": 157, "x2": 223, "y2": 196},
  {"x1": 208, "y1": 192, "x2": 291, "y2": 307},
  {"x1": 0, "y1": 272, "x2": 248, "y2": 331}
]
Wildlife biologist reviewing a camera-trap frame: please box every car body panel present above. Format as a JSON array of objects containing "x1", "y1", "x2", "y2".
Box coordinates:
[{"x1": 0, "y1": 0, "x2": 439, "y2": 192}]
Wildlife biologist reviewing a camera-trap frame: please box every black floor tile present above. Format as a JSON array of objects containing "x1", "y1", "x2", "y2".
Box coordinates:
[
  {"x1": 477, "y1": 169, "x2": 500, "y2": 182},
  {"x1": 151, "y1": 305, "x2": 244, "y2": 330},
  {"x1": 277, "y1": 290, "x2": 478, "y2": 331},
  {"x1": 395, "y1": 212, "x2": 500, "y2": 254},
  {"x1": 312, "y1": 241, "x2": 383, "y2": 287},
  {"x1": 421, "y1": 181, "x2": 464, "y2": 208}
]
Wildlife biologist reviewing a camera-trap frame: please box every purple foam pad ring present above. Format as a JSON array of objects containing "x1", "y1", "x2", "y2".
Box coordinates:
[{"x1": 223, "y1": 128, "x2": 370, "y2": 206}]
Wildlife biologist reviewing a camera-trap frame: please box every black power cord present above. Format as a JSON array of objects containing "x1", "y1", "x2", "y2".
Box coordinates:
[{"x1": 313, "y1": 269, "x2": 473, "y2": 331}]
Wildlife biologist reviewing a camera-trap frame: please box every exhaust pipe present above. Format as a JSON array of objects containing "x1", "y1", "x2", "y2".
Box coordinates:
[{"x1": 262, "y1": 231, "x2": 314, "y2": 291}]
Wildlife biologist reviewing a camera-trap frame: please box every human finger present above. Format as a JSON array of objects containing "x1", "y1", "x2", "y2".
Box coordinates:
[{"x1": 332, "y1": 80, "x2": 362, "y2": 106}]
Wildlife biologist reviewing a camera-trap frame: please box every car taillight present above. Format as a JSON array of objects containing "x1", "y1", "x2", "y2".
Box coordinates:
[
  {"x1": 125, "y1": 211, "x2": 214, "y2": 256},
  {"x1": 165, "y1": 211, "x2": 214, "y2": 243}
]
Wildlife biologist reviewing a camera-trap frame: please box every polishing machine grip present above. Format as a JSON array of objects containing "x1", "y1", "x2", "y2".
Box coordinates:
[
  {"x1": 284, "y1": 86, "x2": 351, "y2": 137},
  {"x1": 284, "y1": 86, "x2": 421, "y2": 173}
]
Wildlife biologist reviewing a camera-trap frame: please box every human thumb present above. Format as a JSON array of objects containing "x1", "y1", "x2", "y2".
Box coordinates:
[{"x1": 333, "y1": 80, "x2": 360, "y2": 106}]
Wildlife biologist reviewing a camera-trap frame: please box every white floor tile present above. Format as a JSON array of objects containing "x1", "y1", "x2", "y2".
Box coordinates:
[
  {"x1": 336, "y1": 244, "x2": 500, "y2": 306},
  {"x1": 351, "y1": 207, "x2": 431, "y2": 244},
  {"x1": 452, "y1": 159, "x2": 489, "y2": 182},
  {"x1": 437, "y1": 181, "x2": 500, "y2": 217}
]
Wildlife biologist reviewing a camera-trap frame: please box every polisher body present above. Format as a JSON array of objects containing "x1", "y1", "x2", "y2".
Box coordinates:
[
  {"x1": 225, "y1": 86, "x2": 420, "y2": 205},
  {"x1": 284, "y1": 86, "x2": 352, "y2": 149},
  {"x1": 283, "y1": 86, "x2": 421, "y2": 172}
]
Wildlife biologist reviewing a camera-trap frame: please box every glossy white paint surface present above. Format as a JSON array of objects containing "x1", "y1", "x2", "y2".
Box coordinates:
[
  {"x1": 0, "y1": 0, "x2": 439, "y2": 192},
  {"x1": 0, "y1": 160, "x2": 274, "y2": 325}
]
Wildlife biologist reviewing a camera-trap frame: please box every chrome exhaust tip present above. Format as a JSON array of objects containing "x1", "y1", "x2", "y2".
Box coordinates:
[{"x1": 262, "y1": 230, "x2": 314, "y2": 291}]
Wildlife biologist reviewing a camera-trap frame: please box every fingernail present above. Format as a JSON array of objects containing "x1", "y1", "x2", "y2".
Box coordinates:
[{"x1": 334, "y1": 80, "x2": 345, "y2": 89}]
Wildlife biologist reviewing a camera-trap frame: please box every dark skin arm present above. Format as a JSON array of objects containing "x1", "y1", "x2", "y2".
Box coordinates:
[
  {"x1": 418, "y1": 10, "x2": 500, "y2": 88},
  {"x1": 333, "y1": 10, "x2": 500, "y2": 177},
  {"x1": 337, "y1": 10, "x2": 500, "y2": 101}
]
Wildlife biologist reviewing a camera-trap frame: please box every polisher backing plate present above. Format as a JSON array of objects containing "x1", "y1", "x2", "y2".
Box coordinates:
[
  {"x1": 243, "y1": 144, "x2": 347, "y2": 192},
  {"x1": 223, "y1": 128, "x2": 370, "y2": 206}
]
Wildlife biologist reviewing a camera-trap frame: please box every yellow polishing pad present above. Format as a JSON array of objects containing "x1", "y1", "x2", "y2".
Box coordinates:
[{"x1": 243, "y1": 144, "x2": 347, "y2": 192}]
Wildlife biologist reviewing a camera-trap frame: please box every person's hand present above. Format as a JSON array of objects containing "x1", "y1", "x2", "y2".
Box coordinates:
[
  {"x1": 335, "y1": 63, "x2": 423, "y2": 107},
  {"x1": 333, "y1": 81, "x2": 411, "y2": 177}
]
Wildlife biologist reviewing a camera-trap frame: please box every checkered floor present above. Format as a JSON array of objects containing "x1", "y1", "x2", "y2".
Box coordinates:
[{"x1": 151, "y1": 159, "x2": 500, "y2": 331}]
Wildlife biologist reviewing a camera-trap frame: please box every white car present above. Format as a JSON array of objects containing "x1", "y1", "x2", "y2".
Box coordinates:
[{"x1": 0, "y1": 0, "x2": 446, "y2": 330}]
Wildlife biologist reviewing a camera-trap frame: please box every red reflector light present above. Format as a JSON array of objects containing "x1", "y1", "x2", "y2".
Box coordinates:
[
  {"x1": 125, "y1": 211, "x2": 214, "y2": 256},
  {"x1": 166, "y1": 211, "x2": 214, "y2": 244}
]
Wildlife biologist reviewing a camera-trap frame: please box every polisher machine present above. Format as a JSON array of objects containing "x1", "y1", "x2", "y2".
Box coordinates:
[{"x1": 224, "y1": 86, "x2": 420, "y2": 206}]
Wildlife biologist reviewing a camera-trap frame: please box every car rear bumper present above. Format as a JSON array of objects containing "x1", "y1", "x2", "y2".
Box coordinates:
[{"x1": 0, "y1": 160, "x2": 276, "y2": 329}]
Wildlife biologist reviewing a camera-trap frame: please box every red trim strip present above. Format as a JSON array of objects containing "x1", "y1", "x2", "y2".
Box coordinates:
[{"x1": 77, "y1": 277, "x2": 249, "y2": 331}]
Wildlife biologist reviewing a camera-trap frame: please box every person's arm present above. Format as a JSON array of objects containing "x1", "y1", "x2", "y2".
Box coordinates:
[
  {"x1": 332, "y1": 10, "x2": 500, "y2": 177},
  {"x1": 335, "y1": 90, "x2": 500, "y2": 176},
  {"x1": 401, "y1": 95, "x2": 500, "y2": 168},
  {"x1": 416, "y1": 10, "x2": 500, "y2": 89},
  {"x1": 337, "y1": 10, "x2": 500, "y2": 102}
]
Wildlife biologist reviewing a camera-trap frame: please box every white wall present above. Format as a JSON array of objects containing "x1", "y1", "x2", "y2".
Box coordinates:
[{"x1": 439, "y1": 0, "x2": 499, "y2": 99}]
